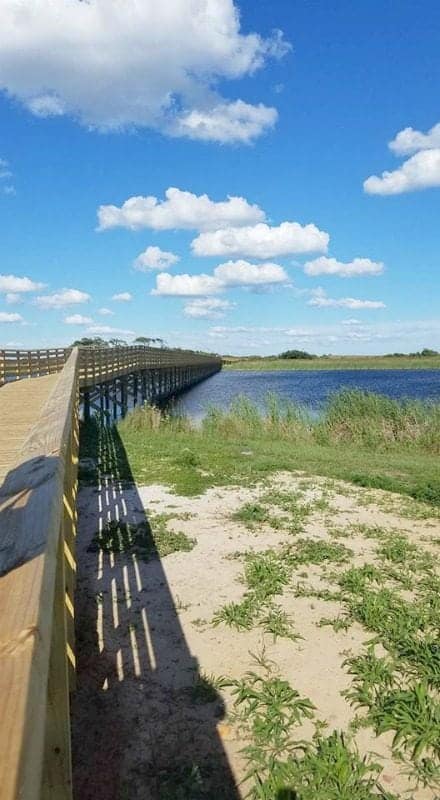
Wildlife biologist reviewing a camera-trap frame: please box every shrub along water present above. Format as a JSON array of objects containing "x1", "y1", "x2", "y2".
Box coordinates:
[
  {"x1": 121, "y1": 390, "x2": 440, "y2": 455},
  {"x1": 81, "y1": 390, "x2": 440, "y2": 506}
]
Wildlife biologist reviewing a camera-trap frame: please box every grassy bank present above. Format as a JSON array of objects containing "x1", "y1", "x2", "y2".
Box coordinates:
[
  {"x1": 224, "y1": 355, "x2": 440, "y2": 371},
  {"x1": 80, "y1": 391, "x2": 440, "y2": 508}
]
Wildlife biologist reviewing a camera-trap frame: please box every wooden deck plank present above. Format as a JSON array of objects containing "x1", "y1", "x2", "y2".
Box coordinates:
[{"x1": 0, "y1": 375, "x2": 60, "y2": 483}]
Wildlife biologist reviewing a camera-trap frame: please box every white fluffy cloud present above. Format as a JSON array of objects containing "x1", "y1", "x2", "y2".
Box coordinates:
[
  {"x1": 364, "y1": 121, "x2": 440, "y2": 195},
  {"x1": 303, "y1": 256, "x2": 384, "y2": 278},
  {"x1": 172, "y1": 100, "x2": 278, "y2": 144},
  {"x1": 153, "y1": 259, "x2": 289, "y2": 296},
  {"x1": 134, "y1": 246, "x2": 180, "y2": 272},
  {"x1": 192, "y1": 221, "x2": 329, "y2": 258},
  {"x1": 364, "y1": 149, "x2": 440, "y2": 195},
  {"x1": 152, "y1": 273, "x2": 221, "y2": 297},
  {"x1": 98, "y1": 187, "x2": 264, "y2": 231},
  {"x1": 112, "y1": 292, "x2": 132, "y2": 302},
  {"x1": 0, "y1": 311, "x2": 23, "y2": 323},
  {"x1": 0, "y1": 273, "x2": 45, "y2": 293},
  {"x1": 389, "y1": 122, "x2": 440, "y2": 155},
  {"x1": 213, "y1": 259, "x2": 288, "y2": 287},
  {"x1": 34, "y1": 288, "x2": 91, "y2": 309},
  {"x1": 98, "y1": 307, "x2": 114, "y2": 316},
  {"x1": 308, "y1": 287, "x2": 385, "y2": 310},
  {"x1": 183, "y1": 298, "x2": 234, "y2": 319},
  {"x1": 64, "y1": 314, "x2": 94, "y2": 325},
  {"x1": 0, "y1": 0, "x2": 288, "y2": 142}
]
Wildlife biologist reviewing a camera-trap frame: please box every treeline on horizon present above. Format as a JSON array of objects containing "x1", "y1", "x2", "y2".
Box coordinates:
[
  {"x1": 224, "y1": 347, "x2": 440, "y2": 361},
  {"x1": 69, "y1": 335, "x2": 217, "y2": 357}
]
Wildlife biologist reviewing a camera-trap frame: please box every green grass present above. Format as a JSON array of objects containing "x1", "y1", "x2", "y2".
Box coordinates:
[
  {"x1": 224, "y1": 354, "x2": 440, "y2": 371},
  {"x1": 79, "y1": 391, "x2": 440, "y2": 509},
  {"x1": 213, "y1": 539, "x2": 352, "y2": 638}
]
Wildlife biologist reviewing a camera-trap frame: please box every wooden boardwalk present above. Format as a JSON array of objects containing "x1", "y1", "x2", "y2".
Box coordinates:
[
  {"x1": 0, "y1": 373, "x2": 59, "y2": 483},
  {"x1": 0, "y1": 346, "x2": 221, "y2": 800}
]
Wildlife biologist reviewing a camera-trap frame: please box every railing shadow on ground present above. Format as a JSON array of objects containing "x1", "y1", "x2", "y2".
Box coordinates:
[{"x1": 71, "y1": 420, "x2": 241, "y2": 800}]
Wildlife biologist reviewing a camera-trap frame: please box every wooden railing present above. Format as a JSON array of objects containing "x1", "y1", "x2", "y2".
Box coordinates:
[
  {"x1": 0, "y1": 349, "x2": 71, "y2": 385},
  {"x1": 0, "y1": 346, "x2": 222, "y2": 388},
  {"x1": 0, "y1": 349, "x2": 79, "y2": 800}
]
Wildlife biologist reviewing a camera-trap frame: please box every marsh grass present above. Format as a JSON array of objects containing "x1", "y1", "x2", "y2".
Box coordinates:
[{"x1": 97, "y1": 390, "x2": 440, "y2": 508}]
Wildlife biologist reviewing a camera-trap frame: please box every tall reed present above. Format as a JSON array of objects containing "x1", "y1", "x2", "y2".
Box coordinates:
[{"x1": 119, "y1": 391, "x2": 440, "y2": 455}]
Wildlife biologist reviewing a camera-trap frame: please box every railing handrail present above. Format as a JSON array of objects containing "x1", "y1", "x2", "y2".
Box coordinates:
[{"x1": 0, "y1": 346, "x2": 222, "y2": 388}]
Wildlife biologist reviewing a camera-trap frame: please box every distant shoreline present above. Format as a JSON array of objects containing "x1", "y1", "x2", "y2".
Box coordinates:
[{"x1": 223, "y1": 355, "x2": 440, "y2": 371}]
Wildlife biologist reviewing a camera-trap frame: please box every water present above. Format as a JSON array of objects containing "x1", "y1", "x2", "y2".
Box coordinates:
[{"x1": 171, "y1": 369, "x2": 440, "y2": 421}]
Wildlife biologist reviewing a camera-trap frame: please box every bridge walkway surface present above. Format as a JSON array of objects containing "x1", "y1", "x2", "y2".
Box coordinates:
[{"x1": 0, "y1": 373, "x2": 59, "y2": 483}]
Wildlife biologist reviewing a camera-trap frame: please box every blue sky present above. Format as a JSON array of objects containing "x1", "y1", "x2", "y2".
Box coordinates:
[{"x1": 0, "y1": 0, "x2": 439, "y2": 355}]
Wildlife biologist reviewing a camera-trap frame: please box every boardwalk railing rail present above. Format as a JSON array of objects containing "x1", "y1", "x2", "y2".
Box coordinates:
[
  {"x1": 0, "y1": 346, "x2": 222, "y2": 388},
  {"x1": 0, "y1": 348, "x2": 79, "y2": 800},
  {"x1": 0, "y1": 344, "x2": 221, "y2": 799}
]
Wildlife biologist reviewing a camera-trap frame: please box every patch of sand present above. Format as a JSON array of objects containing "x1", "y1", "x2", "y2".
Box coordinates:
[{"x1": 71, "y1": 473, "x2": 440, "y2": 799}]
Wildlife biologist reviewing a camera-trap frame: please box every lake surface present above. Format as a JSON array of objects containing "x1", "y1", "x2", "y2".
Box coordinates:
[{"x1": 172, "y1": 369, "x2": 440, "y2": 420}]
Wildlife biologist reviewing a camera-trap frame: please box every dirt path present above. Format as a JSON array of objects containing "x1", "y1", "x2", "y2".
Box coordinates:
[{"x1": 71, "y1": 473, "x2": 440, "y2": 799}]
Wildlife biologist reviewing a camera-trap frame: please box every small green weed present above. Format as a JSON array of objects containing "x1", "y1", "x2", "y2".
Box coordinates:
[
  {"x1": 212, "y1": 596, "x2": 256, "y2": 630},
  {"x1": 260, "y1": 605, "x2": 302, "y2": 642}
]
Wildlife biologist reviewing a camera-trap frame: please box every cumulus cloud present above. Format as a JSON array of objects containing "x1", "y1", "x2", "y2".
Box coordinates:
[
  {"x1": 183, "y1": 298, "x2": 234, "y2": 319},
  {"x1": 0, "y1": 311, "x2": 23, "y2": 322},
  {"x1": 153, "y1": 259, "x2": 289, "y2": 297},
  {"x1": 213, "y1": 259, "x2": 288, "y2": 287},
  {"x1": 172, "y1": 100, "x2": 277, "y2": 144},
  {"x1": 34, "y1": 288, "x2": 91, "y2": 309},
  {"x1": 364, "y1": 121, "x2": 440, "y2": 195},
  {"x1": 98, "y1": 187, "x2": 264, "y2": 231},
  {"x1": 64, "y1": 314, "x2": 93, "y2": 325},
  {"x1": 0, "y1": 0, "x2": 288, "y2": 142},
  {"x1": 0, "y1": 273, "x2": 45, "y2": 293},
  {"x1": 303, "y1": 256, "x2": 384, "y2": 278},
  {"x1": 389, "y1": 122, "x2": 440, "y2": 155},
  {"x1": 192, "y1": 221, "x2": 329, "y2": 258},
  {"x1": 364, "y1": 149, "x2": 440, "y2": 195},
  {"x1": 308, "y1": 287, "x2": 386, "y2": 310},
  {"x1": 98, "y1": 307, "x2": 114, "y2": 316},
  {"x1": 87, "y1": 324, "x2": 135, "y2": 337},
  {"x1": 112, "y1": 292, "x2": 132, "y2": 302},
  {"x1": 134, "y1": 246, "x2": 180, "y2": 272},
  {"x1": 152, "y1": 273, "x2": 221, "y2": 297}
]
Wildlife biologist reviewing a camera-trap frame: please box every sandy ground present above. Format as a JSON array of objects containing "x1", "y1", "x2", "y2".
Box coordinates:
[{"x1": 71, "y1": 472, "x2": 440, "y2": 800}]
